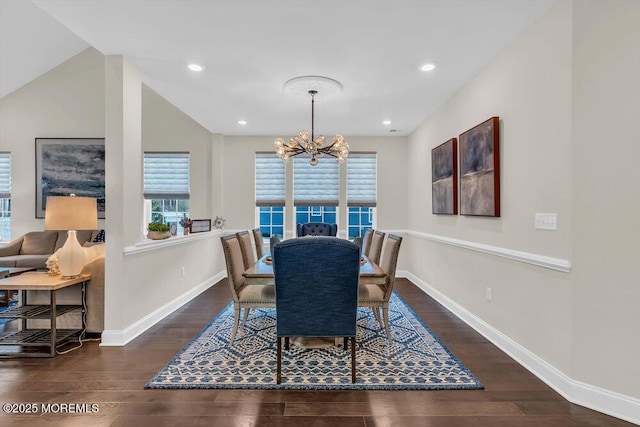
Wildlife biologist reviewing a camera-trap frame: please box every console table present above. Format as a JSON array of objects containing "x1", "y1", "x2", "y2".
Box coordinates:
[{"x1": 0, "y1": 272, "x2": 89, "y2": 358}]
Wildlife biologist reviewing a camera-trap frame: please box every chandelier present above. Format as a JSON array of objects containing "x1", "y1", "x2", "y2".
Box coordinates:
[{"x1": 274, "y1": 90, "x2": 349, "y2": 166}]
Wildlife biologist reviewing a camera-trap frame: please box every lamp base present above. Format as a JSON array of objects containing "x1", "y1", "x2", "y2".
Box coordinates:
[{"x1": 57, "y1": 230, "x2": 86, "y2": 278}]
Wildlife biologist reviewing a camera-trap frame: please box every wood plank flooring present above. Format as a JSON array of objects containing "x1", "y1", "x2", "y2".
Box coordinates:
[{"x1": 0, "y1": 279, "x2": 633, "y2": 426}]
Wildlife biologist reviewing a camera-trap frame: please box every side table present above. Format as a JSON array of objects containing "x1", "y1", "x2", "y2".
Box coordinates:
[
  {"x1": 0, "y1": 267, "x2": 38, "y2": 306},
  {"x1": 0, "y1": 272, "x2": 90, "y2": 357}
]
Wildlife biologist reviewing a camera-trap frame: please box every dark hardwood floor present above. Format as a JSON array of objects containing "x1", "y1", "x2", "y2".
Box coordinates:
[{"x1": 0, "y1": 279, "x2": 633, "y2": 426}]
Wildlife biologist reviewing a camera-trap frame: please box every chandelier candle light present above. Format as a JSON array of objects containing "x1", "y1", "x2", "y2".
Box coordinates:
[{"x1": 274, "y1": 89, "x2": 349, "y2": 166}]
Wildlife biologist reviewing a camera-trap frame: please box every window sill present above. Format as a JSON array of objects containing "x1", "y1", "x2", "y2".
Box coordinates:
[{"x1": 124, "y1": 230, "x2": 225, "y2": 256}]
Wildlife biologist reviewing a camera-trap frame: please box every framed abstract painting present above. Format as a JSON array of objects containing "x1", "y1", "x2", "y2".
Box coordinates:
[
  {"x1": 35, "y1": 138, "x2": 106, "y2": 219},
  {"x1": 431, "y1": 138, "x2": 458, "y2": 214},
  {"x1": 459, "y1": 117, "x2": 500, "y2": 217}
]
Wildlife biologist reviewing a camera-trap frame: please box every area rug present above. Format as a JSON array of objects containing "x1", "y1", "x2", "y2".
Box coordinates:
[{"x1": 145, "y1": 292, "x2": 483, "y2": 390}]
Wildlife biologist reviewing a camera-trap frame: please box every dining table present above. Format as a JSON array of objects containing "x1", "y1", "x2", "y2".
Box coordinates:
[{"x1": 242, "y1": 254, "x2": 387, "y2": 286}]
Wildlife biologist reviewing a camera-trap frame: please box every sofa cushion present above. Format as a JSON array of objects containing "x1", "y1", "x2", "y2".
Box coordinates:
[
  {"x1": 0, "y1": 258, "x2": 17, "y2": 268},
  {"x1": 15, "y1": 255, "x2": 50, "y2": 268},
  {"x1": 20, "y1": 231, "x2": 58, "y2": 255}
]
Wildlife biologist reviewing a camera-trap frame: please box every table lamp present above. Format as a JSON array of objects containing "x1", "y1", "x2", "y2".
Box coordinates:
[{"x1": 44, "y1": 195, "x2": 98, "y2": 278}]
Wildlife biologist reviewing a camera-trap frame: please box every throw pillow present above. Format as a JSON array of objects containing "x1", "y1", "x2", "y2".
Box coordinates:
[{"x1": 92, "y1": 229, "x2": 105, "y2": 243}]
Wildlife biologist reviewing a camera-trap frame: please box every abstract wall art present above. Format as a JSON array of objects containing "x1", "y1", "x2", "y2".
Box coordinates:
[
  {"x1": 459, "y1": 117, "x2": 500, "y2": 217},
  {"x1": 431, "y1": 138, "x2": 458, "y2": 214},
  {"x1": 35, "y1": 138, "x2": 105, "y2": 218}
]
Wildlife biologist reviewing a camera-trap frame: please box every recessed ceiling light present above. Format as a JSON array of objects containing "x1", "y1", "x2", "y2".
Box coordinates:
[
  {"x1": 188, "y1": 63, "x2": 204, "y2": 72},
  {"x1": 420, "y1": 63, "x2": 436, "y2": 72},
  {"x1": 238, "y1": 120, "x2": 247, "y2": 125},
  {"x1": 382, "y1": 120, "x2": 392, "y2": 125}
]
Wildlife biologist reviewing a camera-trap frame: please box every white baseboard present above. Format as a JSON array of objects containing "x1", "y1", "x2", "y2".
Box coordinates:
[
  {"x1": 400, "y1": 270, "x2": 640, "y2": 425},
  {"x1": 100, "y1": 271, "x2": 226, "y2": 346}
]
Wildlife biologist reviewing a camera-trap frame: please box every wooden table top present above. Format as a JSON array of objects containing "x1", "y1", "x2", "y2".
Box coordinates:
[
  {"x1": 243, "y1": 255, "x2": 386, "y2": 286},
  {"x1": 0, "y1": 272, "x2": 91, "y2": 291}
]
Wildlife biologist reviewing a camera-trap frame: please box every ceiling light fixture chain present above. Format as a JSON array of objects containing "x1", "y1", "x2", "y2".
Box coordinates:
[{"x1": 274, "y1": 88, "x2": 348, "y2": 166}]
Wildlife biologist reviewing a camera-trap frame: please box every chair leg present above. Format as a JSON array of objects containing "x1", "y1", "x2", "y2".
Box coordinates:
[
  {"x1": 350, "y1": 336, "x2": 356, "y2": 383},
  {"x1": 276, "y1": 337, "x2": 282, "y2": 384},
  {"x1": 229, "y1": 306, "x2": 241, "y2": 346},
  {"x1": 372, "y1": 307, "x2": 382, "y2": 323},
  {"x1": 241, "y1": 308, "x2": 250, "y2": 329},
  {"x1": 382, "y1": 307, "x2": 393, "y2": 344},
  {"x1": 285, "y1": 337, "x2": 290, "y2": 351},
  {"x1": 343, "y1": 336, "x2": 348, "y2": 351}
]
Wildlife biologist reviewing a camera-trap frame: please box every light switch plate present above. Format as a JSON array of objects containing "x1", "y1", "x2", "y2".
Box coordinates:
[{"x1": 535, "y1": 213, "x2": 557, "y2": 230}]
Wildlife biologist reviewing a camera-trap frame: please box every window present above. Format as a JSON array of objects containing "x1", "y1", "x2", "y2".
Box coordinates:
[
  {"x1": 255, "y1": 153, "x2": 285, "y2": 238},
  {"x1": 347, "y1": 153, "x2": 376, "y2": 239},
  {"x1": 294, "y1": 156, "x2": 339, "y2": 227},
  {"x1": 0, "y1": 153, "x2": 10, "y2": 241},
  {"x1": 144, "y1": 152, "x2": 190, "y2": 233}
]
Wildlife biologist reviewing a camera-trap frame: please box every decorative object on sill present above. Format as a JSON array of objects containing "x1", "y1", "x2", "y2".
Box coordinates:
[
  {"x1": 213, "y1": 216, "x2": 226, "y2": 229},
  {"x1": 169, "y1": 222, "x2": 177, "y2": 236},
  {"x1": 44, "y1": 194, "x2": 98, "y2": 278},
  {"x1": 179, "y1": 216, "x2": 192, "y2": 235},
  {"x1": 274, "y1": 76, "x2": 349, "y2": 166},
  {"x1": 147, "y1": 222, "x2": 170, "y2": 240},
  {"x1": 190, "y1": 219, "x2": 211, "y2": 233}
]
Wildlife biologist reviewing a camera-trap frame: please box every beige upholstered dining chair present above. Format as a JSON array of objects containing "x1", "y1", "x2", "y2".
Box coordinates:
[
  {"x1": 220, "y1": 234, "x2": 275, "y2": 346},
  {"x1": 237, "y1": 230, "x2": 256, "y2": 269},
  {"x1": 362, "y1": 229, "x2": 373, "y2": 256},
  {"x1": 358, "y1": 234, "x2": 402, "y2": 343},
  {"x1": 252, "y1": 228, "x2": 264, "y2": 259},
  {"x1": 366, "y1": 230, "x2": 385, "y2": 265}
]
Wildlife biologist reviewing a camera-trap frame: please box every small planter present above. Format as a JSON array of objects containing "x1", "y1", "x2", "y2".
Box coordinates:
[{"x1": 147, "y1": 231, "x2": 170, "y2": 240}]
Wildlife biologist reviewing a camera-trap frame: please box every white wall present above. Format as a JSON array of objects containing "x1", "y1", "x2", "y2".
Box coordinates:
[
  {"x1": 406, "y1": 0, "x2": 639, "y2": 421},
  {"x1": 0, "y1": 47, "x2": 226, "y2": 343},
  {"x1": 571, "y1": 0, "x2": 640, "y2": 401},
  {"x1": 220, "y1": 135, "x2": 408, "y2": 237},
  {"x1": 0, "y1": 47, "x2": 105, "y2": 238}
]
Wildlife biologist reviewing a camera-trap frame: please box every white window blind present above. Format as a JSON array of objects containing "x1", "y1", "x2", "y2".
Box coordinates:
[
  {"x1": 347, "y1": 152, "x2": 377, "y2": 207},
  {"x1": 143, "y1": 152, "x2": 190, "y2": 199},
  {"x1": 255, "y1": 152, "x2": 285, "y2": 206},
  {"x1": 293, "y1": 156, "x2": 339, "y2": 206},
  {"x1": 0, "y1": 153, "x2": 10, "y2": 198}
]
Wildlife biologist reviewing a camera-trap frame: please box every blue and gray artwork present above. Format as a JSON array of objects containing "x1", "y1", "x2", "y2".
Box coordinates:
[
  {"x1": 431, "y1": 139, "x2": 457, "y2": 214},
  {"x1": 39, "y1": 140, "x2": 105, "y2": 217},
  {"x1": 459, "y1": 118, "x2": 499, "y2": 216}
]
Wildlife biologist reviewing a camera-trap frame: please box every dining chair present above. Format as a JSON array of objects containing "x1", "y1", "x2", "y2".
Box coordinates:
[
  {"x1": 366, "y1": 230, "x2": 385, "y2": 265},
  {"x1": 269, "y1": 235, "x2": 280, "y2": 257},
  {"x1": 252, "y1": 227, "x2": 264, "y2": 259},
  {"x1": 236, "y1": 230, "x2": 256, "y2": 269},
  {"x1": 220, "y1": 234, "x2": 275, "y2": 346},
  {"x1": 358, "y1": 234, "x2": 402, "y2": 343},
  {"x1": 296, "y1": 222, "x2": 338, "y2": 237},
  {"x1": 272, "y1": 236, "x2": 360, "y2": 384},
  {"x1": 361, "y1": 229, "x2": 373, "y2": 256}
]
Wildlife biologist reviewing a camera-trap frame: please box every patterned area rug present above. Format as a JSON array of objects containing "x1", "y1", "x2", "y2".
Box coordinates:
[{"x1": 145, "y1": 292, "x2": 483, "y2": 390}]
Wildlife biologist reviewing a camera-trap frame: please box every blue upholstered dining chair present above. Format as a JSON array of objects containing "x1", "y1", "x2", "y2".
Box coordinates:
[
  {"x1": 272, "y1": 236, "x2": 361, "y2": 384},
  {"x1": 296, "y1": 222, "x2": 338, "y2": 237}
]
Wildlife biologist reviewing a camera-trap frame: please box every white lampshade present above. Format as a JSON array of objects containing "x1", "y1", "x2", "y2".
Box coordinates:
[
  {"x1": 44, "y1": 196, "x2": 98, "y2": 231},
  {"x1": 44, "y1": 196, "x2": 98, "y2": 277}
]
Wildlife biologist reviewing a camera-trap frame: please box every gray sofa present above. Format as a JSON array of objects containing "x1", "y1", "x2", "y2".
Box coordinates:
[
  {"x1": 1, "y1": 230, "x2": 105, "y2": 334},
  {"x1": 0, "y1": 230, "x2": 100, "y2": 269}
]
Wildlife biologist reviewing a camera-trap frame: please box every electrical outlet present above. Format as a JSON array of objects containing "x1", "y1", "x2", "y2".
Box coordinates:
[
  {"x1": 486, "y1": 287, "x2": 492, "y2": 302},
  {"x1": 181, "y1": 266, "x2": 186, "y2": 278},
  {"x1": 535, "y1": 213, "x2": 557, "y2": 230}
]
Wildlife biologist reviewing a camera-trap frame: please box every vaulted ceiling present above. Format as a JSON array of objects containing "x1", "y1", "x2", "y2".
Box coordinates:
[{"x1": 1, "y1": 0, "x2": 558, "y2": 136}]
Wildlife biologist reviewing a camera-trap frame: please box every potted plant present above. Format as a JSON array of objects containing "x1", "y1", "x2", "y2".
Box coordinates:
[
  {"x1": 147, "y1": 222, "x2": 171, "y2": 240},
  {"x1": 179, "y1": 216, "x2": 192, "y2": 235}
]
